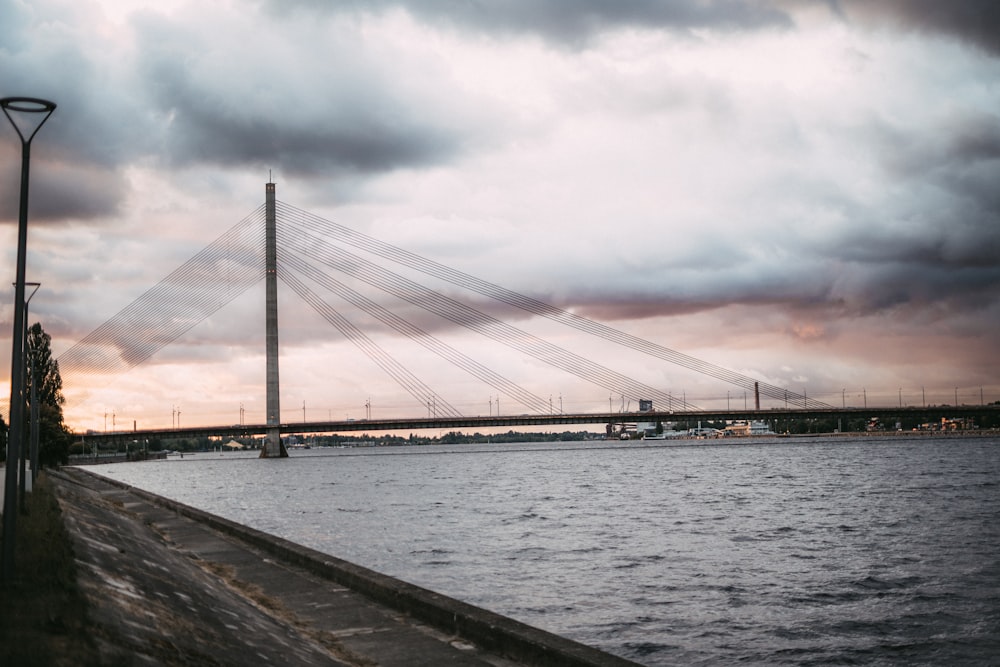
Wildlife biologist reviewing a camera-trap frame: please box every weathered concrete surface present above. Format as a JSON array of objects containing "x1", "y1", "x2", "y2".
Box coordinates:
[{"x1": 49, "y1": 468, "x2": 639, "y2": 667}]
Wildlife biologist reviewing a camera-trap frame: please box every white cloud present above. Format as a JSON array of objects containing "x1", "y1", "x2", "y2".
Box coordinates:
[{"x1": 1, "y1": 0, "x2": 998, "y2": 429}]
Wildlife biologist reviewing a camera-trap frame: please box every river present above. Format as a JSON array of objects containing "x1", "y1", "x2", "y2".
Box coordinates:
[{"x1": 91, "y1": 435, "x2": 1000, "y2": 666}]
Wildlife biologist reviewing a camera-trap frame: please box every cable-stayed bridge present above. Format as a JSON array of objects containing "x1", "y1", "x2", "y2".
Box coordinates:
[{"x1": 57, "y1": 183, "x2": 995, "y2": 453}]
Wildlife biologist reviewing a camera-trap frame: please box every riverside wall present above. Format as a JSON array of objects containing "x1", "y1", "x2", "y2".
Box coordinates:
[{"x1": 49, "y1": 467, "x2": 638, "y2": 667}]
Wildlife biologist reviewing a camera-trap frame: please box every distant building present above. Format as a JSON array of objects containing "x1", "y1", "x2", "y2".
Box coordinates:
[
  {"x1": 918, "y1": 417, "x2": 976, "y2": 431},
  {"x1": 636, "y1": 399, "x2": 657, "y2": 437},
  {"x1": 723, "y1": 420, "x2": 775, "y2": 437}
]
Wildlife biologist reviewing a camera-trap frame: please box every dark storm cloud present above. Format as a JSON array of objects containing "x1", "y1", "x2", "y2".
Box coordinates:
[
  {"x1": 3, "y1": 0, "x2": 480, "y2": 225},
  {"x1": 554, "y1": 244, "x2": 1000, "y2": 328},
  {"x1": 265, "y1": 0, "x2": 1000, "y2": 54},
  {"x1": 950, "y1": 114, "x2": 1000, "y2": 163},
  {"x1": 876, "y1": 112, "x2": 1000, "y2": 180},
  {"x1": 154, "y1": 94, "x2": 459, "y2": 177},
  {"x1": 0, "y1": 1, "x2": 137, "y2": 166},
  {"x1": 836, "y1": 262, "x2": 1000, "y2": 317},
  {"x1": 832, "y1": 0, "x2": 1000, "y2": 55},
  {"x1": 690, "y1": 105, "x2": 1000, "y2": 323},
  {"x1": 0, "y1": 102, "x2": 138, "y2": 225},
  {"x1": 261, "y1": 0, "x2": 793, "y2": 44},
  {"x1": 533, "y1": 152, "x2": 1000, "y2": 323},
  {"x1": 866, "y1": 112, "x2": 1000, "y2": 276},
  {"x1": 0, "y1": 159, "x2": 125, "y2": 223},
  {"x1": 131, "y1": 13, "x2": 468, "y2": 177},
  {"x1": 0, "y1": 2, "x2": 153, "y2": 223}
]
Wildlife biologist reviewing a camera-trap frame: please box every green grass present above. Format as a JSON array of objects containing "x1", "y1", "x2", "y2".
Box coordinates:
[{"x1": 0, "y1": 472, "x2": 98, "y2": 666}]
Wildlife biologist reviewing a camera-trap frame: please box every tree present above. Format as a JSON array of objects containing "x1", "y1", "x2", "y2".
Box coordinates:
[{"x1": 26, "y1": 323, "x2": 72, "y2": 467}]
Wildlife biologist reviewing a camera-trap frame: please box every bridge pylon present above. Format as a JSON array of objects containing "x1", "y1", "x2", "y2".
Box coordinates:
[{"x1": 261, "y1": 180, "x2": 288, "y2": 458}]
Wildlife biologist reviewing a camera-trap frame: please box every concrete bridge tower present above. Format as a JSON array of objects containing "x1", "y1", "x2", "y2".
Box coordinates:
[{"x1": 261, "y1": 181, "x2": 287, "y2": 457}]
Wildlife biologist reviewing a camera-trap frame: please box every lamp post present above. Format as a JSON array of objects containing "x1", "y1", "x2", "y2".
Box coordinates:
[
  {"x1": 29, "y1": 337, "x2": 40, "y2": 482},
  {"x1": 18, "y1": 282, "x2": 40, "y2": 510},
  {"x1": 2, "y1": 96, "x2": 56, "y2": 583}
]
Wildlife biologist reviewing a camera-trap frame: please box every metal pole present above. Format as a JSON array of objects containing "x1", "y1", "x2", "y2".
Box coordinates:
[
  {"x1": 1, "y1": 96, "x2": 55, "y2": 583},
  {"x1": 19, "y1": 283, "x2": 39, "y2": 510},
  {"x1": 29, "y1": 350, "x2": 39, "y2": 482}
]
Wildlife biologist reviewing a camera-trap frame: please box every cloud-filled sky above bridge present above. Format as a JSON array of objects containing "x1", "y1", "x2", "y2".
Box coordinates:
[{"x1": 1, "y1": 0, "x2": 998, "y2": 431}]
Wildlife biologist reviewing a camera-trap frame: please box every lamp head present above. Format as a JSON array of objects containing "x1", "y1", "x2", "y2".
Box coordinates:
[{"x1": 1, "y1": 97, "x2": 57, "y2": 144}]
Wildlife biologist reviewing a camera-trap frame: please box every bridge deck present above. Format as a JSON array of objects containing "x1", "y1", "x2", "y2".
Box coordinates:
[{"x1": 78, "y1": 405, "x2": 1000, "y2": 444}]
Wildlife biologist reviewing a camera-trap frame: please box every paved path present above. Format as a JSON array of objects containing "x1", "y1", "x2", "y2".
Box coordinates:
[{"x1": 48, "y1": 468, "x2": 638, "y2": 667}]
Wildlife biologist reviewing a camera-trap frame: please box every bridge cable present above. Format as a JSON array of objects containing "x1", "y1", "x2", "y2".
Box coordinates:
[
  {"x1": 58, "y1": 208, "x2": 267, "y2": 380},
  {"x1": 278, "y1": 225, "x2": 688, "y2": 411},
  {"x1": 69, "y1": 213, "x2": 264, "y2": 373},
  {"x1": 279, "y1": 269, "x2": 461, "y2": 417},
  {"x1": 278, "y1": 250, "x2": 551, "y2": 414},
  {"x1": 277, "y1": 201, "x2": 829, "y2": 409},
  {"x1": 279, "y1": 227, "x2": 687, "y2": 410}
]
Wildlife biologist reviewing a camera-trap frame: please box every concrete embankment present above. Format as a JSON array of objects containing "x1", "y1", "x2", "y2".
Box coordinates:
[{"x1": 49, "y1": 467, "x2": 639, "y2": 667}]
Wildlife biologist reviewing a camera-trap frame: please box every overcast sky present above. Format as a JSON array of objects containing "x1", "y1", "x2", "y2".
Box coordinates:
[{"x1": 2, "y1": 0, "x2": 998, "y2": 432}]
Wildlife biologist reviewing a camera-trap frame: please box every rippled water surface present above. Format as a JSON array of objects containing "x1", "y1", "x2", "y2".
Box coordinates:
[{"x1": 94, "y1": 436, "x2": 1000, "y2": 665}]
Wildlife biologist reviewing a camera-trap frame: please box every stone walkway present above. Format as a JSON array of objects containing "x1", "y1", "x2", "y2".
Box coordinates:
[{"x1": 48, "y1": 467, "x2": 638, "y2": 667}]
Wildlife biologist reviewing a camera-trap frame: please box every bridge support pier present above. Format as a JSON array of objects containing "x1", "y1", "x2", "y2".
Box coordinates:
[
  {"x1": 263, "y1": 427, "x2": 285, "y2": 458},
  {"x1": 261, "y1": 180, "x2": 287, "y2": 458}
]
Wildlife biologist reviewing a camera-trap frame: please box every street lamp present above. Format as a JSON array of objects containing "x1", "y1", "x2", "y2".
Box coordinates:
[
  {"x1": 1, "y1": 96, "x2": 56, "y2": 583},
  {"x1": 18, "y1": 282, "x2": 40, "y2": 509}
]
